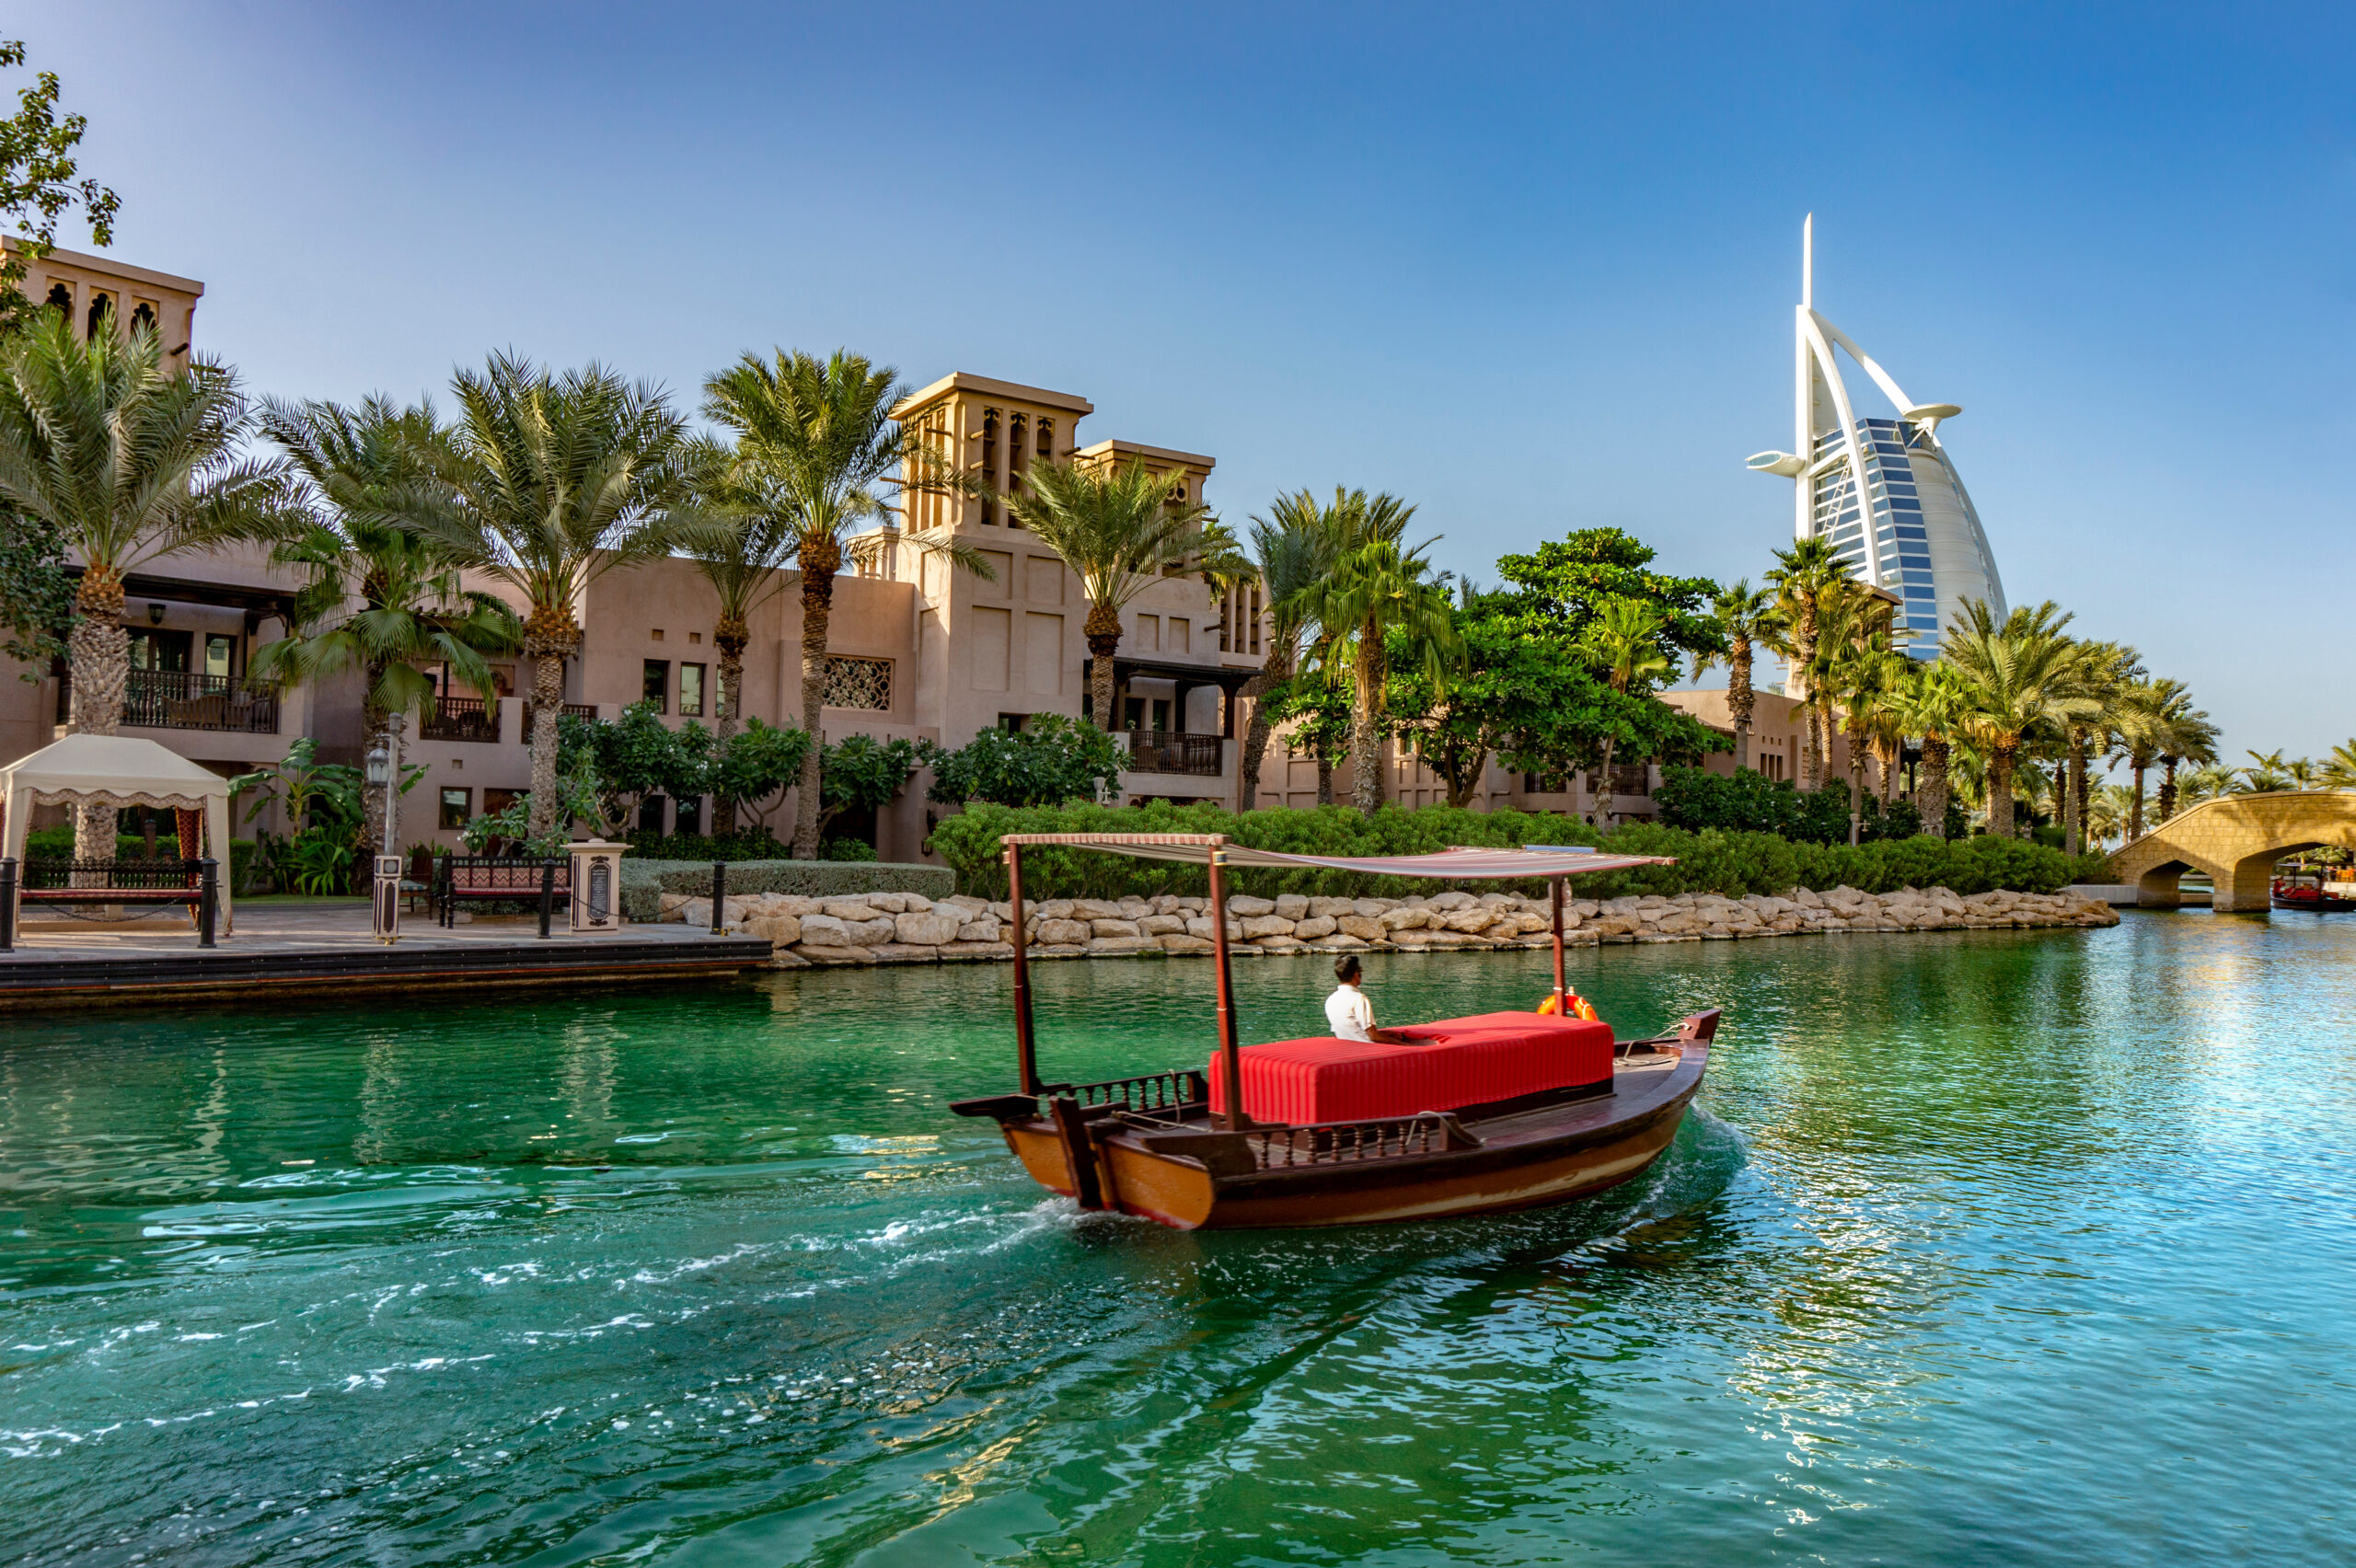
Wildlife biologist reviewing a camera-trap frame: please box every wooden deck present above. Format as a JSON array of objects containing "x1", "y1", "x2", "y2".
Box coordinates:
[{"x1": 0, "y1": 902, "x2": 772, "y2": 1010}]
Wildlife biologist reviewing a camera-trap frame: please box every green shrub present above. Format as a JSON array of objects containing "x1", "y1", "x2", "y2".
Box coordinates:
[
  {"x1": 20, "y1": 827, "x2": 258, "y2": 891},
  {"x1": 821, "y1": 837, "x2": 878, "y2": 861},
  {"x1": 1653, "y1": 765, "x2": 1929, "y2": 845},
  {"x1": 928, "y1": 801, "x2": 2086, "y2": 902},
  {"x1": 621, "y1": 826, "x2": 789, "y2": 862}
]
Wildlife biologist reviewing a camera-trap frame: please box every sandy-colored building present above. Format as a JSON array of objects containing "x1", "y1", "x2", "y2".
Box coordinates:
[{"x1": 0, "y1": 287, "x2": 1269, "y2": 859}]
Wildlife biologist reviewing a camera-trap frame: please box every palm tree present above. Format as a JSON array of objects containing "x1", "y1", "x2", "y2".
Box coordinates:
[
  {"x1": 0, "y1": 310, "x2": 286, "y2": 859},
  {"x1": 1944, "y1": 598, "x2": 2096, "y2": 838},
  {"x1": 1764, "y1": 536, "x2": 1852, "y2": 789},
  {"x1": 1892, "y1": 660, "x2": 1975, "y2": 838},
  {"x1": 1588, "y1": 598, "x2": 1674, "y2": 824},
  {"x1": 2321, "y1": 740, "x2": 2356, "y2": 790},
  {"x1": 2152, "y1": 700, "x2": 2219, "y2": 825},
  {"x1": 1689, "y1": 579, "x2": 1782, "y2": 772},
  {"x1": 1008, "y1": 454, "x2": 1234, "y2": 748},
  {"x1": 1293, "y1": 492, "x2": 1459, "y2": 815},
  {"x1": 2239, "y1": 749, "x2": 2293, "y2": 793},
  {"x1": 254, "y1": 395, "x2": 523, "y2": 854},
  {"x1": 2060, "y1": 640, "x2": 2141, "y2": 856},
  {"x1": 1234, "y1": 489, "x2": 1338, "y2": 811},
  {"x1": 389, "y1": 353, "x2": 692, "y2": 845},
  {"x1": 2177, "y1": 763, "x2": 2236, "y2": 811},
  {"x1": 703, "y1": 349, "x2": 988, "y2": 859},
  {"x1": 2117, "y1": 676, "x2": 2198, "y2": 841}
]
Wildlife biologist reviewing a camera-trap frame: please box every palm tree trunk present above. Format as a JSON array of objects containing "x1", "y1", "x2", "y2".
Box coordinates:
[
  {"x1": 1987, "y1": 743, "x2": 2018, "y2": 838},
  {"x1": 1350, "y1": 628, "x2": 1385, "y2": 817},
  {"x1": 1791, "y1": 618, "x2": 1819, "y2": 788},
  {"x1": 1847, "y1": 734, "x2": 1865, "y2": 845},
  {"x1": 1083, "y1": 600, "x2": 1122, "y2": 806},
  {"x1": 67, "y1": 567, "x2": 129, "y2": 862},
  {"x1": 1728, "y1": 640, "x2": 1754, "y2": 771},
  {"x1": 2062, "y1": 733, "x2": 2085, "y2": 855},
  {"x1": 1316, "y1": 745, "x2": 1334, "y2": 805},
  {"x1": 711, "y1": 622, "x2": 746, "y2": 836},
  {"x1": 1593, "y1": 738, "x2": 1616, "y2": 825},
  {"x1": 361, "y1": 697, "x2": 391, "y2": 860},
  {"x1": 525, "y1": 641, "x2": 567, "y2": 845},
  {"x1": 2129, "y1": 760, "x2": 2147, "y2": 841},
  {"x1": 795, "y1": 549, "x2": 839, "y2": 860},
  {"x1": 2158, "y1": 759, "x2": 2178, "y2": 824},
  {"x1": 1235, "y1": 645, "x2": 1290, "y2": 813},
  {"x1": 1920, "y1": 733, "x2": 1951, "y2": 838}
]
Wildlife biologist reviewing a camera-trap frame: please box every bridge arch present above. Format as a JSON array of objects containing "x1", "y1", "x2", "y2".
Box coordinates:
[{"x1": 2108, "y1": 791, "x2": 2356, "y2": 911}]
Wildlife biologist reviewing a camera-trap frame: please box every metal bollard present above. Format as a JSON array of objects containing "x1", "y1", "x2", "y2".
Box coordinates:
[
  {"x1": 198, "y1": 858, "x2": 218, "y2": 949},
  {"x1": 0, "y1": 855, "x2": 16, "y2": 951},
  {"x1": 538, "y1": 860, "x2": 556, "y2": 939},
  {"x1": 711, "y1": 861, "x2": 727, "y2": 934}
]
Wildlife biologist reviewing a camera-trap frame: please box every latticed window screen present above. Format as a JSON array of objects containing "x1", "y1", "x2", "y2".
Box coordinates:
[{"x1": 824, "y1": 655, "x2": 893, "y2": 710}]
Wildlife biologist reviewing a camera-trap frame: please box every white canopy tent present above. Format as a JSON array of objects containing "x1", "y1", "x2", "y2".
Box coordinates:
[{"x1": 1, "y1": 733, "x2": 235, "y2": 930}]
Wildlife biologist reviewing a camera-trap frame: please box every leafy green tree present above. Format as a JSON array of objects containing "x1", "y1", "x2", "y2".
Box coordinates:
[
  {"x1": 1235, "y1": 489, "x2": 1338, "y2": 810},
  {"x1": 1005, "y1": 454, "x2": 1232, "y2": 730},
  {"x1": 556, "y1": 701, "x2": 699, "y2": 836},
  {"x1": 387, "y1": 353, "x2": 696, "y2": 846},
  {"x1": 1494, "y1": 525, "x2": 1722, "y2": 659},
  {"x1": 702, "y1": 349, "x2": 989, "y2": 859},
  {"x1": 1690, "y1": 579, "x2": 1782, "y2": 771},
  {"x1": 0, "y1": 39, "x2": 120, "y2": 336},
  {"x1": 1291, "y1": 491, "x2": 1460, "y2": 816},
  {"x1": 0, "y1": 312, "x2": 286, "y2": 860},
  {"x1": 0, "y1": 500, "x2": 69, "y2": 674},
  {"x1": 818, "y1": 733, "x2": 919, "y2": 844},
  {"x1": 920, "y1": 714, "x2": 1126, "y2": 808},
  {"x1": 254, "y1": 395, "x2": 521, "y2": 853},
  {"x1": 710, "y1": 717, "x2": 813, "y2": 832}
]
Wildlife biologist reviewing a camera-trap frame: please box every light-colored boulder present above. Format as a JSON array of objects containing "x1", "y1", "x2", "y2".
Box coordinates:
[
  {"x1": 943, "y1": 894, "x2": 991, "y2": 915},
  {"x1": 1426, "y1": 891, "x2": 1476, "y2": 911},
  {"x1": 1184, "y1": 917, "x2": 1218, "y2": 940},
  {"x1": 1138, "y1": 913, "x2": 1187, "y2": 936},
  {"x1": 745, "y1": 913, "x2": 803, "y2": 946},
  {"x1": 1091, "y1": 918, "x2": 1144, "y2": 939},
  {"x1": 1353, "y1": 897, "x2": 1398, "y2": 917},
  {"x1": 895, "y1": 910, "x2": 963, "y2": 946},
  {"x1": 1442, "y1": 908, "x2": 1497, "y2": 934},
  {"x1": 844, "y1": 916, "x2": 897, "y2": 947},
  {"x1": 797, "y1": 913, "x2": 850, "y2": 946},
  {"x1": 1309, "y1": 896, "x2": 1356, "y2": 918},
  {"x1": 1088, "y1": 935, "x2": 1162, "y2": 955},
  {"x1": 793, "y1": 943, "x2": 878, "y2": 965},
  {"x1": 819, "y1": 899, "x2": 881, "y2": 922},
  {"x1": 767, "y1": 949, "x2": 811, "y2": 968},
  {"x1": 1336, "y1": 915, "x2": 1388, "y2": 941},
  {"x1": 1159, "y1": 933, "x2": 1217, "y2": 953},
  {"x1": 1036, "y1": 918, "x2": 1091, "y2": 946},
  {"x1": 871, "y1": 942, "x2": 941, "y2": 963},
  {"x1": 1241, "y1": 914, "x2": 1296, "y2": 939},
  {"x1": 1477, "y1": 891, "x2": 1517, "y2": 908},
  {"x1": 1310, "y1": 934, "x2": 1369, "y2": 951},
  {"x1": 1253, "y1": 935, "x2": 1308, "y2": 952},
  {"x1": 1034, "y1": 898, "x2": 1078, "y2": 921},
  {"x1": 941, "y1": 940, "x2": 1016, "y2": 961},
  {"x1": 1117, "y1": 896, "x2": 1153, "y2": 918},
  {"x1": 956, "y1": 917, "x2": 1003, "y2": 943},
  {"x1": 1071, "y1": 898, "x2": 1124, "y2": 920},
  {"x1": 1177, "y1": 897, "x2": 1207, "y2": 913},
  {"x1": 1273, "y1": 894, "x2": 1311, "y2": 920},
  {"x1": 1379, "y1": 905, "x2": 1430, "y2": 931},
  {"x1": 1293, "y1": 915, "x2": 1338, "y2": 940},
  {"x1": 1228, "y1": 894, "x2": 1276, "y2": 917}
]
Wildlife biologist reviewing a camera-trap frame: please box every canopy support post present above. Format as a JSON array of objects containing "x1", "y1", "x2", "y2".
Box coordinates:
[
  {"x1": 1008, "y1": 841, "x2": 1042, "y2": 1096},
  {"x1": 1551, "y1": 875, "x2": 1567, "y2": 1014},
  {"x1": 1207, "y1": 836, "x2": 1251, "y2": 1132}
]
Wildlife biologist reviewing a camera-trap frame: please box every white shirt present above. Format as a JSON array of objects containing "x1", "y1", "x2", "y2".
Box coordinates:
[{"x1": 1325, "y1": 984, "x2": 1376, "y2": 1043}]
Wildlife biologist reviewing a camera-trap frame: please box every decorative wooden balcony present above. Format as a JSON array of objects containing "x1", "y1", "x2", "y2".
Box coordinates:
[
  {"x1": 421, "y1": 696, "x2": 501, "y2": 743},
  {"x1": 1128, "y1": 731, "x2": 1222, "y2": 777},
  {"x1": 115, "y1": 670, "x2": 283, "y2": 733}
]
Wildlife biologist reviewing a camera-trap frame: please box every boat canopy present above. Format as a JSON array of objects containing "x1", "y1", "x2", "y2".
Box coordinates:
[{"x1": 997, "y1": 834, "x2": 1674, "y2": 880}]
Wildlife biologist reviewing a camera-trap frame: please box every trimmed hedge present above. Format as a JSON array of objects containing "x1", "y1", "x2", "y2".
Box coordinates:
[
  {"x1": 929, "y1": 801, "x2": 2094, "y2": 903},
  {"x1": 619, "y1": 857, "x2": 954, "y2": 921}
]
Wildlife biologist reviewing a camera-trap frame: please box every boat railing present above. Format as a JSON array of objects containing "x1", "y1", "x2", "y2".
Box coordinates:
[
  {"x1": 1068, "y1": 1069, "x2": 1210, "y2": 1115},
  {"x1": 1248, "y1": 1112, "x2": 1480, "y2": 1169}
]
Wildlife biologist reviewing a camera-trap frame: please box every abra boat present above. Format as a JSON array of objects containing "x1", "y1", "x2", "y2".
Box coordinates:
[
  {"x1": 951, "y1": 834, "x2": 1722, "y2": 1230},
  {"x1": 2272, "y1": 871, "x2": 2356, "y2": 913}
]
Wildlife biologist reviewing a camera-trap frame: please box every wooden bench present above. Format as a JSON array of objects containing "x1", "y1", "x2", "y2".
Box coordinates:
[
  {"x1": 436, "y1": 855, "x2": 569, "y2": 937},
  {"x1": 2, "y1": 856, "x2": 220, "y2": 948}
]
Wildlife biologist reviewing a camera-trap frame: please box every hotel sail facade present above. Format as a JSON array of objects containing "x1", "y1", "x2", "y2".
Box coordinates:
[{"x1": 1748, "y1": 218, "x2": 2006, "y2": 662}]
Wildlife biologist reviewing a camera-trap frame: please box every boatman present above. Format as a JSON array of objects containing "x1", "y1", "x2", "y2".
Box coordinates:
[{"x1": 1326, "y1": 955, "x2": 1411, "y2": 1044}]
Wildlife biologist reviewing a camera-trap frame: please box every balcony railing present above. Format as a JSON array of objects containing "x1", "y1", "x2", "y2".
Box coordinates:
[
  {"x1": 422, "y1": 696, "x2": 501, "y2": 743},
  {"x1": 520, "y1": 701, "x2": 598, "y2": 732},
  {"x1": 112, "y1": 670, "x2": 283, "y2": 733},
  {"x1": 1128, "y1": 731, "x2": 1222, "y2": 777}
]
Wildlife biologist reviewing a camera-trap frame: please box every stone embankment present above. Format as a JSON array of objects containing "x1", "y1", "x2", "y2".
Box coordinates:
[{"x1": 661, "y1": 883, "x2": 2119, "y2": 967}]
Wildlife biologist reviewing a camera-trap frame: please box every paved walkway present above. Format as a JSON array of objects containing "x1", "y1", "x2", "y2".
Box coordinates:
[{"x1": 2, "y1": 900, "x2": 722, "y2": 961}]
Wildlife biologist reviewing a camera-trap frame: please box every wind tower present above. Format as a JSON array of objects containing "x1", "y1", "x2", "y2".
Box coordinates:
[{"x1": 1746, "y1": 216, "x2": 2005, "y2": 660}]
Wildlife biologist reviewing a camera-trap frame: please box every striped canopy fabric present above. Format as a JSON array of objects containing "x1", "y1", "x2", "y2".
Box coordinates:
[{"x1": 995, "y1": 835, "x2": 1674, "y2": 880}]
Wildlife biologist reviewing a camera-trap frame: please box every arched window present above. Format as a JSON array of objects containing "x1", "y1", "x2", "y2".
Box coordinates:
[
  {"x1": 130, "y1": 300, "x2": 156, "y2": 333},
  {"x1": 979, "y1": 409, "x2": 1000, "y2": 525},
  {"x1": 86, "y1": 292, "x2": 113, "y2": 338},
  {"x1": 44, "y1": 282, "x2": 71, "y2": 316}
]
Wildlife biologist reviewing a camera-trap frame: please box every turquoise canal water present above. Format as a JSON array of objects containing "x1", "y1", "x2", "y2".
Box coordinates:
[{"x1": 4, "y1": 914, "x2": 2354, "y2": 1565}]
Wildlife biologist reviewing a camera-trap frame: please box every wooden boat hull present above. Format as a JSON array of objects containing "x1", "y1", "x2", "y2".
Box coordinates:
[{"x1": 988, "y1": 1039, "x2": 1708, "y2": 1231}]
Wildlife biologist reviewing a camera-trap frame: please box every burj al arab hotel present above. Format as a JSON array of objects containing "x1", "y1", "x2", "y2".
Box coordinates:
[{"x1": 1746, "y1": 217, "x2": 2005, "y2": 657}]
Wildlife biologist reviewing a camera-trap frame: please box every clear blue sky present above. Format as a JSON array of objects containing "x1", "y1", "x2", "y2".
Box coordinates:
[{"x1": 19, "y1": 4, "x2": 2351, "y2": 767}]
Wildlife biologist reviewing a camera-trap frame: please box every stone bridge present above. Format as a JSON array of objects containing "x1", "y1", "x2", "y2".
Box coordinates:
[{"x1": 2108, "y1": 790, "x2": 2356, "y2": 911}]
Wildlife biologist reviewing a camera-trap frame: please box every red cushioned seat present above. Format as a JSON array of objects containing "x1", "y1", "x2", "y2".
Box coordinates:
[{"x1": 1207, "y1": 1011, "x2": 1613, "y2": 1124}]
